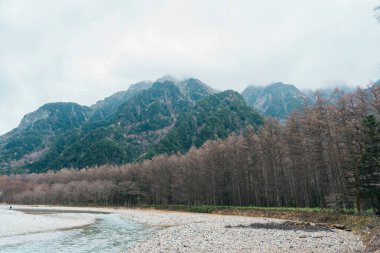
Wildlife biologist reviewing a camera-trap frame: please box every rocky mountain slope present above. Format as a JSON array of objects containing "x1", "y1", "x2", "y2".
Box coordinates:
[{"x1": 241, "y1": 82, "x2": 309, "y2": 119}]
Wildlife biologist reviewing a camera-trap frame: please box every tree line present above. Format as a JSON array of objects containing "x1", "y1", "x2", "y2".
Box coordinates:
[{"x1": 0, "y1": 84, "x2": 379, "y2": 212}]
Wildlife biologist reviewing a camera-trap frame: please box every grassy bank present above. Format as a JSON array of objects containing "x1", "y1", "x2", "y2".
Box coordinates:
[{"x1": 134, "y1": 205, "x2": 379, "y2": 252}]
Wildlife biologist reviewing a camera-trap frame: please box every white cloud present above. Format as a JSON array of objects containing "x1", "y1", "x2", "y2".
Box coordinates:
[{"x1": 0, "y1": 0, "x2": 379, "y2": 134}]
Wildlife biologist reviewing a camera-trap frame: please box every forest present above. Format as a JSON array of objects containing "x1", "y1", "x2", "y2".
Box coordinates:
[{"x1": 0, "y1": 84, "x2": 379, "y2": 212}]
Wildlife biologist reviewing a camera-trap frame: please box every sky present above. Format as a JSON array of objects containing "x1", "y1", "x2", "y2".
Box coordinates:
[{"x1": 0, "y1": 0, "x2": 379, "y2": 135}]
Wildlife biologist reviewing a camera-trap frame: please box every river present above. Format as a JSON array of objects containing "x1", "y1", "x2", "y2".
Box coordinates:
[{"x1": 0, "y1": 208, "x2": 153, "y2": 253}]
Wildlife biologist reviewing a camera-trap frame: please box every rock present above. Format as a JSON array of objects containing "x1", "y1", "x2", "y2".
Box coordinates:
[
  {"x1": 332, "y1": 224, "x2": 347, "y2": 230},
  {"x1": 316, "y1": 223, "x2": 329, "y2": 227}
]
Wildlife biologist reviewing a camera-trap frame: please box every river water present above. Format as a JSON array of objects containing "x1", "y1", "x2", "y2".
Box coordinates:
[{"x1": 0, "y1": 210, "x2": 153, "y2": 253}]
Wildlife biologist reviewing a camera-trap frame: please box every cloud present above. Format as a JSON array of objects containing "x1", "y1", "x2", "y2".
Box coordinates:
[{"x1": 0, "y1": 0, "x2": 379, "y2": 134}]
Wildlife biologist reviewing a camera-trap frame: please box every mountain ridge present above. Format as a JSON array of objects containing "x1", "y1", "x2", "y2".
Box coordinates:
[
  {"x1": 1, "y1": 77, "x2": 371, "y2": 174},
  {"x1": 1, "y1": 78, "x2": 247, "y2": 173}
]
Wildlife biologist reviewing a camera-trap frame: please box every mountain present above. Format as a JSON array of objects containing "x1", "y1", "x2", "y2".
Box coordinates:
[
  {"x1": 242, "y1": 82, "x2": 308, "y2": 119},
  {"x1": 87, "y1": 77, "x2": 212, "y2": 122},
  {"x1": 156, "y1": 75, "x2": 180, "y2": 84},
  {"x1": 18, "y1": 79, "x2": 225, "y2": 172},
  {"x1": 89, "y1": 81, "x2": 153, "y2": 122},
  {"x1": 0, "y1": 103, "x2": 90, "y2": 171},
  {"x1": 0, "y1": 77, "x2": 264, "y2": 173},
  {"x1": 24, "y1": 81, "x2": 195, "y2": 171},
  {"x1": 148, "y1": 90, "x2": 263, "y2": 158}
]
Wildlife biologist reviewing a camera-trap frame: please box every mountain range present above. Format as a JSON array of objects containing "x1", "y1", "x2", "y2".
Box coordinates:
[
  {"x1": 0, "y1": 77, "x2": 263, "y2": 173},
  {"x1": 0, "y1": 76, "x2": 370, "y2": 174}
]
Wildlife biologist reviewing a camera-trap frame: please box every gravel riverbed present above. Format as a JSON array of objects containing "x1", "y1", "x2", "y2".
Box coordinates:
[
  {"x1": 123, "y1": 210, "x2": 365, "y2": 253},
  {"x1": 0, "y1": 205, "x2": 365, "y2": 252}
]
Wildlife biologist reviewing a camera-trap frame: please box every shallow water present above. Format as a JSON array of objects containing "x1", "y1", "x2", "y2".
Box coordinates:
[{"x1": 0, "y1": 212, "x2": 152, "y2": 253}]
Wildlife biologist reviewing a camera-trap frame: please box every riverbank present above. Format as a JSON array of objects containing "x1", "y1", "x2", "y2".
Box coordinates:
[
  {"x1": 122, "y1": 209, "x2": 364, "y2": 253},
  {"x1": 0, "y1": 205, "x2": 369, "y2": 252},
  {"x1": 129, "y1": 205, "x2": 380, "y2": 252}
]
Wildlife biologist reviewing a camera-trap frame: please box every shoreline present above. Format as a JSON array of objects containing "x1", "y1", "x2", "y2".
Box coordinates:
[
  {"x1": 0, "y1": 205, "x2": 98, "y2": 238},
  {"x1": 1, "y1": 205, "x2": 366, "y2": 252},
  {"x1": 0, "y1": 205, "x2": 96, "y2": 238}
]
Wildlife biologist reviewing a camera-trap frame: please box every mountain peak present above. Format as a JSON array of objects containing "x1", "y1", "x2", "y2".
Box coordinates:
[
  {"x1": 269, "y1": 81, "x2": 289, "y2": 86},
  {"x1": 176, "y1": 78, "x2": 215, "y2": 103},
  {"x1": 180, "y1": 78, "x2": 213, "y2": 90},
  {"x1": 266, "y1": 82, "x2": 299, "y2": 91},
  {"x1": 156, "y1": 75, "x2": 180, "y2": 84},
  {"x1": 127, "y1": 81, "x2": 153, "y2": 93},
  {"x1": 90, "y1": 81, "x2": 153, "y2": 122}
]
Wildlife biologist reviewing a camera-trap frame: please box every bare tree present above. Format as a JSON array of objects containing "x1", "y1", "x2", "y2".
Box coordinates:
[{"x1": 0, "y1": 84, "x2": 378, "y2": 212}]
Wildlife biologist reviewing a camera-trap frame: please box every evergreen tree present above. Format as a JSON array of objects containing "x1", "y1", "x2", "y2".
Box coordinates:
[{"x1": 361, "y1": 115, "x2": 380, "y2": 210}]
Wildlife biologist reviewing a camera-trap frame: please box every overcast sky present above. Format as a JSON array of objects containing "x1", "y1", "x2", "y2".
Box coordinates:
[{"x1": 0, "y1": 0, "x2": 379, "y2": 135}]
